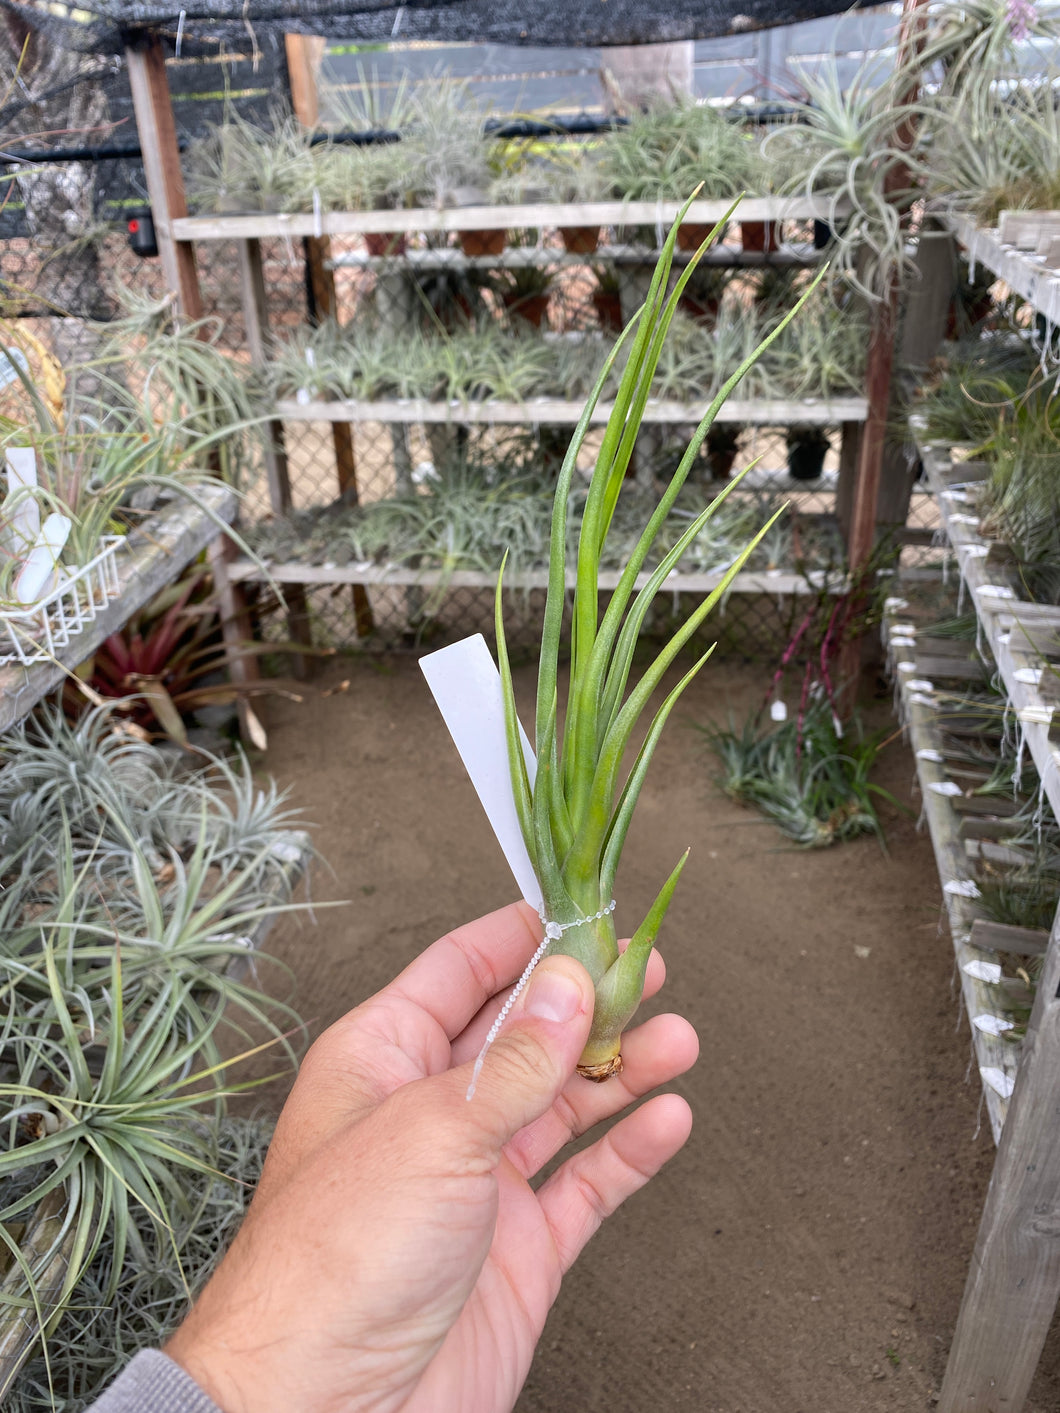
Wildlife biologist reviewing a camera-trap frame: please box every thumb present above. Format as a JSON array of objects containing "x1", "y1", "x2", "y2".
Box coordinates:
[{"x1": 455, "y1": 954, "x2": 595, "y2": 1152}]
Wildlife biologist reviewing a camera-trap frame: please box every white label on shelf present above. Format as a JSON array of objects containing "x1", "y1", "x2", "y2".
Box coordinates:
[
  {"x1": 916, "y1": 748, "x2": 944, "y2": 762},
  {"x1": 972, "y1": 1013, "x2": 1016, "y2": 1037},
  {"x1": 13, "y1": 511, "x2": 70, "y2": 605},
  {"x1": 944, "y1": 877, "x2": 981, "y2": 897},
  {"x1": 929, "y1": 781, "x2": 963, "y2": 797},
  {"x1": 884, "y1": 597, "x2": 909, "y2": 612},
  {"x1": 910, "y1": 693, "x2": 935, "y2": 707},
  {"x1": 976, "y1": 584, "x2": 1016, "y2": 599},
  {"x1": 420, "y1": 633, "x2": 542, "y2": 912},
  {"x1": 890, "y1": 638, "x2": 916, "y2": 652},
  {"x1": 0, "y1": 346, "x2": 28, "y2": 390},
  {"x1": 951, "y1": 514, "x2": 981, "y2": 526},
  {"x1": 980, "y1": 1066, "x2": 1016, "y2": 1100},
  {"x1": 997, "y1": 631, "x2": 1012, "y2": 645},
  {"x1": 3, "y1": 445, "x2": 40, "y2": 558},
  {"x1": 964, "y1": 959, "x2": 1003, "y2": 985},
  {"x1": 1014, "y1": 666, "x2": 1044, "y2": 685},
  {"x1": 1018, "y1": 704, "x2": 1053, "y2": 725},
  {"x1": 891, "y1": 622, "x2": 917, "y2": 635},
  {"x1": 907, "y1": 679, "x2": 935, "y2": 693},
  {"x1": 942, "y1": 489, "x2": 970, "y2": 503},
  {"x1": 897, "y1": 660, "x2": 917, "y2": 673},
  {"x1": 959, "y1": 543, "x2": 989, "y2": 559}
]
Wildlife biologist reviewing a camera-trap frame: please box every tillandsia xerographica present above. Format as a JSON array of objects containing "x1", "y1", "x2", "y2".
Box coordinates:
[{"x1": 494, "y1": 193, "x2": 825, "y2": 1080}]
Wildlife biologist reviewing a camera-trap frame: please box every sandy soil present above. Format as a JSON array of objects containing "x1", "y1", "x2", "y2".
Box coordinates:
[{"x1": 253, "y1": 652, "x2": 1060, "y2": 1413}]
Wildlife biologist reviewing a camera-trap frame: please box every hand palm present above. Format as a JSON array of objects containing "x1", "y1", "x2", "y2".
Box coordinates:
[{"x1": 168, "y1": 904, "x2": 696, "y2": 1413}]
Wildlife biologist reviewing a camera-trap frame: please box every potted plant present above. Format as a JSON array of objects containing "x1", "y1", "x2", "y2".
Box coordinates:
[
  {"x1": 397, "y1": 80, "x2": 508, "y2": 255},
  {"x1": 494, "y1": 261, "x2": 553, "y2": 329},
  {"x1": 706, "y1": 422, "x2": 742, "y2": 479},
  {"x1": 540, "y1": 140, "x2": 609, "y2": 252},
  {"x1": 786, "y1": 424, "x2": 831, "y2": 481},
  {"x1": 600, "y1": 97, "x2": 765, "y2": 244},
  {"x1": 590, "y1": 263, "x2": 624, "y2": 332},
  {"x1": 678, "y1": 264, "x2": 728, "y2": 326}
]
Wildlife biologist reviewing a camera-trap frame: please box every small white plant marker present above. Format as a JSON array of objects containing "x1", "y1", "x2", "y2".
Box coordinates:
[
  {"x1": 420, "y1": 633, "x2": 541, "y2": 911},
  {"x1": 13, "y1": 512, "x2": 71, "y2": 605},
  {"x1": 979, "y1": 1066, "x2": 1015, "y2": 1100},
  {"x1": 3, "y1": 446, "x2": 41, "y2": 558}
]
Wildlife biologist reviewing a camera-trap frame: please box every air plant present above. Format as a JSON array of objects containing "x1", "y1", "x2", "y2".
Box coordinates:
[
  {"x1": 6, "y1": 1117, "x2": 271, "y2": 1412},
  {"x1": 703, "y1": 698, "x2": 897, "y2": 849},
  {"x1": 762, "y1": 55, "x2": 923, "y2": 302},
  {"x1": 493, "y1": 196, "x2": 823, "y2": 1079},
  {"x1": 600, "y1": 98, "x2": 767, "y2": 204},
  {"x1": 0, "y1": 704, "x2": 315, "y2": 1379}
]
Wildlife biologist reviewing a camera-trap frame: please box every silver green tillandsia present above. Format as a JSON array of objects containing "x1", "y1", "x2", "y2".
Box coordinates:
[{"x1": 495, "y1": 190, "x2": 825, "y2": 1080}]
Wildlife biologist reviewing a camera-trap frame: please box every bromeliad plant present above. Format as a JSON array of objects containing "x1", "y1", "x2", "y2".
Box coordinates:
[{"x1": 493, "y1": 195, "x2": 824, "y2": 1080}]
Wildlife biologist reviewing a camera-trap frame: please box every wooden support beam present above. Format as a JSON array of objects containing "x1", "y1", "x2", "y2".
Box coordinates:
[
  {"x1": 125, "y1": 34, "x2": 203, "y2": 319},
  {"x1": 939, "y1": 903, "x2": 1060, "y2": 1410},
  {"x1": 127, "y1": 34, "x2": 263, "y2": 739},
  {"x1": 285, "y1": 31, "x2": 374, "y2": 639},
  {"x1": 237, "y1": 237, "x2": 310, "y2": 675}
]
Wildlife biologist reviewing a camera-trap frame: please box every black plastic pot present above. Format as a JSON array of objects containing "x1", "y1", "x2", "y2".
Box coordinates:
[{"x1": 787, "y1": 437, "x2": 829, "y2": 481}]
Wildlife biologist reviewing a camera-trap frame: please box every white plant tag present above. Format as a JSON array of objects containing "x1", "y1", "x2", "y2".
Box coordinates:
[
  {"x1": 883, "y1": 597, "x2": 909, "y2": 612},
  {"x1": 3, "y1": 446, "x2": 40, "y2": 557},
  {"x1": 964, "y1": 959, "x2": 1003, "y2": 985},
  {"x1": 897, "y1": 660, "x2": 917, "y2": 673},
  {"x1": 916, "y1": 748, "x2": 944, "y2": 762},
  {"x1": 980, "y1": 1066, "x2": 1016, "y2": 1100},
  {"x1": 0, "y1": 346, "x2": 28, "y2": 391},
  {"x1": 907, "y1": 679, "x2": 934, "y2": 693},
  {"x1": 770, "y1": 699, "x2": 787, "y2": 722},
  {"x1": 929, "y1": 781, "x2": 963, "y2": 796},
  {"x1": 944, "y1": 877, "x2": 980, "y2": 897},
  {"x1": 13, "y1": 511, "x2": 70, "y2": 605},
  {"x1": 420, "y1": 633, "x2": 542, "y2": 912},
  {"x1": 1014, "y1": 666, "x2": 1044, "y2": 685},
  {"x1": 976, "y1": 584, "x2": 1016, "y2": 600},
  {"x1": 972, "y1": 1013, "x2": 1016, "y2": 1036}
]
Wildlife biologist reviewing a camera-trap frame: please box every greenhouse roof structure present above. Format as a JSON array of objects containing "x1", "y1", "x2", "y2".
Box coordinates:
[{"x1": 1, "y1": 0, "x2": 869, "y2": 52}]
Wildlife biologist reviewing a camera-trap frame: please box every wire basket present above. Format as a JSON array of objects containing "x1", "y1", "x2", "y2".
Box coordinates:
[{"x1": 0, "y1": 536, "x2": 123, "y2": 667}]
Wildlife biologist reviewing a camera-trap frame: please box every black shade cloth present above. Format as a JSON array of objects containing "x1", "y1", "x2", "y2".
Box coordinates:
[{"x1": 2, "y1": 0, "x2": 868, "y2": 54}]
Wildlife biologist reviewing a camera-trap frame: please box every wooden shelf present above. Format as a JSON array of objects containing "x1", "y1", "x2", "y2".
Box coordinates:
[
  {"x1": 883, "y1": 602, "x2": 1023, "y2": 1143},
  {"x1": 943, "y1": 210, "x2": 1060, "y2": 329},
  {"x1": 922, "y1": 442, "x2": 1060, "y2": 832},
  {"x1": 172, "y1": 196, "x2": 835, "y2": 243},
  {"x1": 0, "y1": 482, "x2": 236, "y2": 737},
  {"x1": 276, "y1": 395, "x2": 868, "y2": 426},
  {"x1": 327, "y1": 241, "x2": 821, "y2": 271},
  {"x1": 230, "y1": 558, "x2": 842, "y2": 598}
]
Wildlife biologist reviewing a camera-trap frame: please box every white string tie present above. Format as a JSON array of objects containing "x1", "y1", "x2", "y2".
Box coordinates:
[{"x1": 465, "y1": 901, "x2": 617, "y2": 1100}]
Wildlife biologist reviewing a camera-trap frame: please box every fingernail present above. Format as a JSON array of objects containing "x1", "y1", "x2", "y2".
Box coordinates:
[{"x1": 525, "y1": 964, "x2": 582, "y2": 1024}]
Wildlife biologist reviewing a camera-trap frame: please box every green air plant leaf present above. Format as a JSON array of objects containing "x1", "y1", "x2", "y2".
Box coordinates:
[{"x1": 495, "y1": 195, "x2": 827, "y2": 1079}]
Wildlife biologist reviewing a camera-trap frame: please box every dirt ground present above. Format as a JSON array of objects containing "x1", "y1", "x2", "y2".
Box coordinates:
[{"x1": 253, "y1": 652, "x2": 1060, "y2": 1413}]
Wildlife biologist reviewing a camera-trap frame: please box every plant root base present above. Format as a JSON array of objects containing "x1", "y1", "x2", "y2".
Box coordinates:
[{"x1": 577, "y1": 1055, "x2": 623, "y2": 1083}]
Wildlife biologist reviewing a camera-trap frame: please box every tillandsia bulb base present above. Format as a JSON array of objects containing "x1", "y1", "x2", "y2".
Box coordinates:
[{"x1": 495, "y1": 190, "x2": 825, "y2": 1080}]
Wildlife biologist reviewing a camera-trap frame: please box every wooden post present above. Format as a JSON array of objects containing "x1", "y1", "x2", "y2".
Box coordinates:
[
  {"x1": 838, "y1": 0, "x2": 930, "y2": 697},
  {"x1": 284, "y1": 31, "x2": 374, "y2": 637},
  {"x1": 238, "y1": 238, "x2": 310, "y2": 674},
  {"x1": 938, "y1": 903, "x2": 1060, "y2": 1411},
  {"x1": 125, "y1": 34, "x2": 203, "y2": 320},
  {"x1": 126, "y1": 32, "x2": 261, "y2": 739}
]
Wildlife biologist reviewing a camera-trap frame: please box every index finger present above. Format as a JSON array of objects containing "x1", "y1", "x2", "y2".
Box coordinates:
[{"x1": 385, "y1": 898, "x2": 543, "y2": 1039}]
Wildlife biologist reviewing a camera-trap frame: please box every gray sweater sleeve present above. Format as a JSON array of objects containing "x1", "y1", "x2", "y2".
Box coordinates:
[{"x1": 87, "y1": 1350, "x2": 224, "y2": 1413}]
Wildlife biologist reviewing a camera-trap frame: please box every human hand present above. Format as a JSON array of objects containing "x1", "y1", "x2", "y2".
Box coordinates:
[{"x1": 167, "y1": 900, "x2": 698, "y2": 1413}]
